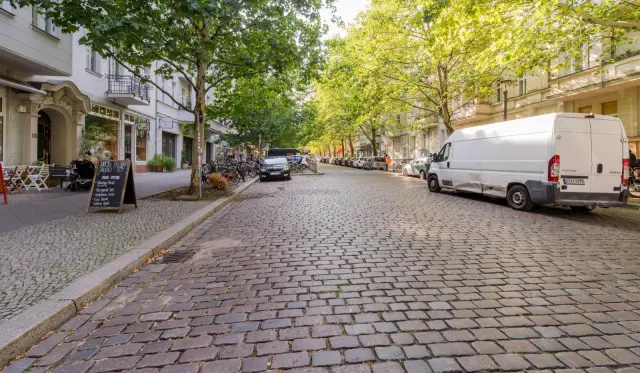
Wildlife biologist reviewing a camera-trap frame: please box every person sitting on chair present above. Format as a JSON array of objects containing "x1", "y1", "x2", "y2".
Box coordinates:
[{"x1": 85, "y1": 151, "x2": 98, "y2": 167}]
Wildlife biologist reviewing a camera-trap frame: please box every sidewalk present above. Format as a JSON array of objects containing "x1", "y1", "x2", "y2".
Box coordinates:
[
  {"x1": 0, "y1": 170, "x2": 206, "y2": 324},
  {"x1": 0, "y1": 170, "x2": 192, "y2": 233}
]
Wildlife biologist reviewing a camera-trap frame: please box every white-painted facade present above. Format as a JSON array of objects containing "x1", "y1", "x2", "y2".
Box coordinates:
[{"x1": 1, "y1": 4, "x2": 238, "y2": 172}]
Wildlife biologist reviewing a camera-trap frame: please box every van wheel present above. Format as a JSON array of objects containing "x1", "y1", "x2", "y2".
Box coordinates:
[
  {"x1": 507, "y1": 185, "x2": 534, "y2": 211},
  {"x1": 402, "y1": 169, "x2": 408, "y2": 176},
  {"x1": 570, "y1": 206, "x2": 596, "y2": 212},
  {"x1": 428, "y1": 175, "x2": 441, "y2": 193},
  {"x1": 420, "y1": 170, "x2": 426, "y2": 180}
]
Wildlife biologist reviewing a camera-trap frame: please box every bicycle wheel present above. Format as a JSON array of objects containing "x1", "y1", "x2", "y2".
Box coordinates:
[
  {"x1": 248, "y1": 168, "x2": 257, "y2": 178},
  {"x1": 228, "y1": 171, "x2": 241, "y2": 185},
  {"x1": 630, "y1": 180, "x2": 640, "y2": 198}
]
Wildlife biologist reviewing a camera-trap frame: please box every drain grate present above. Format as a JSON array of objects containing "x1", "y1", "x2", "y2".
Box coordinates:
[{"x1": 160, "y1": 250, "x2": 195, "y2": 263}]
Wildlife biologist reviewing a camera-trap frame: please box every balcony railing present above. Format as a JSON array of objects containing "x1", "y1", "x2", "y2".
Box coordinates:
[{"x1": 107, "y1": 75, "x2": 151, "y2": 103}]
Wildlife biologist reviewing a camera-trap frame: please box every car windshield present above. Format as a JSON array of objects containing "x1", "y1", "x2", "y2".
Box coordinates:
[{"x1": 265, "y1": 158, "x2": 287, "y2": 165}]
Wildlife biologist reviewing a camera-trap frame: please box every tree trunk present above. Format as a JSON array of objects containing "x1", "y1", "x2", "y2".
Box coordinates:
[
  {"x1": 328, "y1": 146, "x2": 332, "y2": 157},
  {"x1": 371, "y1": 126, "x2": 378, "y2": 156},
  {"x1": 348, "y1": 137, "x2": 354, "y2": 156},
  {"x1": 189, "y1": 61, "x2": 206, "y2": 196},
  {"x1": 342, "y1": 138, "x2": 346, "y2": 156}
]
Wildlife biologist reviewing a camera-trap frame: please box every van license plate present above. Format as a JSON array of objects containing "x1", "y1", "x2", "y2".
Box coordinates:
[{"x1": 563, "y1": 178, "x2": 585, "y2": 185}]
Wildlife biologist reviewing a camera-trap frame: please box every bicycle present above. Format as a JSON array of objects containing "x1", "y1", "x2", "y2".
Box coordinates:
[
  {"x1": 219, "y1": 166, "x2": 241, "y2": 185},
  {"x1": 363, "y1": 160, "x2": 373, "y2": 171}
]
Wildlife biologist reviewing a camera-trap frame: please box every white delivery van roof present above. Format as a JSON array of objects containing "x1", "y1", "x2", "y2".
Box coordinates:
[{"x1": 447, "y1": 113, "x2": 621, "y2": 143}]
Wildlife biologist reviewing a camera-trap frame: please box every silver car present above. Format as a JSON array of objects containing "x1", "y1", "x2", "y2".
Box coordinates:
[{"x1": 402, "y1": 157, "x2": 432, "y2": 179}]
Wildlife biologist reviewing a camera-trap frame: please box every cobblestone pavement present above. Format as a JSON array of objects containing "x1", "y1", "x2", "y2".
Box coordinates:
[
  {"x1": 7, "y1": 165, "x2": 640, "y2": 373},
  {"x1": 0, "y1": 199, "x2": 209, "y2": 324}
]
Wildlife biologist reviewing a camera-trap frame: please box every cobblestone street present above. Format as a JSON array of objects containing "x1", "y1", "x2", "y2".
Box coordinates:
[{"x1": 8, "y1": 164, "x2": 640, "y2": 373}]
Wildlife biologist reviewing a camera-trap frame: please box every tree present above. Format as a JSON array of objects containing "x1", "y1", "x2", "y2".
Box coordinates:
[
  {"x1": 560, "y1": 0, "x2": 640, "y2": 31},
  {"x1": 349, "y1": 0, "x2": 598, "y2": 136},
  {"x1": 19, "y1": 0, "x2": 332, "y2": 196},
  {"x1": 208, "y1": 74, "x2": 311, "y2": 155},
  {"x1": 313, "y1": 37, "x2": 402, "y2": 156}
]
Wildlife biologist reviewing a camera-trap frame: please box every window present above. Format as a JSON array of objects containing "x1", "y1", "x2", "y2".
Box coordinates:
[
  {"x1": 437, "y1": 143, "x2": 451, "y2": 162},
  {"x1": 32, "y1": 7, "x2": 57, "y2": 36},
  {"x1": 86, "y1": 48, "x2": 100, "y2": 73},
  {"x1": 496, "y1": 86, "x2": 502, "y2": 103},
  {"x1": 1, "y1": 1, "x2": 14, "y2": 14},
  {"x1": 0, "y1": 96, "x2": 4, "y2": 162},
  {"x1": 578, "y1": 105, "x2": 593, "y2": 114},
  {"x1": 602, "y1": 101, "x2": 618, "y2": 117},
  {"x1": 171, "y1": 81, "x2": 177, "y2": 107},
  {"x1": 158, "y1": 76, "x2": 165, "y2": 103},
  {"x1": 124, "y1": 113, "x2": 148, "y2": 161},
  {"x1": 518, "y1": 78, "x2": 527, "y2": 96}
]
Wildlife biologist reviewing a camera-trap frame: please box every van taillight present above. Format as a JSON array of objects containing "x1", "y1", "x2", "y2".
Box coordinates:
[
  {"x1": 548, "y1": 155, "x2": 560, "y2": 182},
  {"x1": 623, "y1": 158, "x2": 630, "y2": 185}
]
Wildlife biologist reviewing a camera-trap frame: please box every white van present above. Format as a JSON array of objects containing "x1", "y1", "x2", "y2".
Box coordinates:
[{"x1": 427, "y1": 113, "x2": 630, "y2": 211}]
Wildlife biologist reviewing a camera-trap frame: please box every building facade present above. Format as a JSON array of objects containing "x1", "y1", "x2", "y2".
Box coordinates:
[
  {"x1": 0, "y1": 3, "x2": 236, "y2": 172},
  {"x1": 449, "y1": 33, "x2": 640, "y2": 153}
]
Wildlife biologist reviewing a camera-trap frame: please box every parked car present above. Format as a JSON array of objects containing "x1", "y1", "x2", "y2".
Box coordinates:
[
  {"x1": 369, "y1": 156, "x2": 387, "y2": 170},
  {"x1": 343, "y1": 157, "x2": 350, "y2": 166},
  {"x1": 259, "y1": 157, "x2": 291, "y2": 181},
  {"x1": 352, "y1": 158, "x2": 364, "y2": 168},
  {"x1": 403, "y1": 157, "x2": 432, "y2": 179},
  {"x1": 427, "y1": 113, "x2": 629, "y2": 211}
]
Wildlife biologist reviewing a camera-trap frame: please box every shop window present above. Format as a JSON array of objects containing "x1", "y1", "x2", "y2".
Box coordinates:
[
  {"x1": 85, "y1": 115, "x2": 118, "y2": 160},
  {"x1": 136, "y1": 128, "x2": 148, "y2": 161},
  {"x1": 602, "y1": 101, "x2": 618, "y2": 117},
  {"x1": 0, "y1": 96, "x2": 3, "y2": 162},
  {"x1": 578, "y1": 105, "x2": 592, "y2": 114},
  {"x1": 124, "y1": 113, "x2": 148, "y2": 161}
]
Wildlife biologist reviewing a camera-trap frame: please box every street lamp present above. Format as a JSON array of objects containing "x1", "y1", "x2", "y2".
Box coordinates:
[{"x1": 500, "y1": 79, "x2": 514, "y2": 122}]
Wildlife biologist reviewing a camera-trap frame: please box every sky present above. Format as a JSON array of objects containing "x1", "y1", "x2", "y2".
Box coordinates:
[{"x1": 321, "y1": 0, "x2": 370, "y2": 39}]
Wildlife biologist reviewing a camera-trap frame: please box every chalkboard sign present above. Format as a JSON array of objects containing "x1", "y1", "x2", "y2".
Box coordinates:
[{"x1": 87, "y1": 160, "x2": 137, "y2": 213}]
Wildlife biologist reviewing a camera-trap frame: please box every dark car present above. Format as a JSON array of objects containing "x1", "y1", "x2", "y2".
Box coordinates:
[{"x1": 259, "y1": 157, "x2": 291, "y2": 181}]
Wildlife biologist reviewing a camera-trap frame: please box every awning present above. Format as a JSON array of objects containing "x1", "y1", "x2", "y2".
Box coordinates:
[{"x1": 0, "y1": 77, "x2": 46, "y2": 95}]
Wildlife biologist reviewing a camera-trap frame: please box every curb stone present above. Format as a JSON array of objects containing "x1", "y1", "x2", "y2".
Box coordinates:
[{"x1": 0, "y1": 178, "x2": 258, "y2": 369}]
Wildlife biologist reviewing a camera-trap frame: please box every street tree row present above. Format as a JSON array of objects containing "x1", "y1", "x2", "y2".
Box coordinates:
[{"x1": 307, "y1": 0, "x2": 639, "y2": 156}]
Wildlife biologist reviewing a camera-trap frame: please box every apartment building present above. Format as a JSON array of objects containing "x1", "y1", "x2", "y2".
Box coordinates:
[
  {"x1": 0, "y1": 1, "x2": 81, "y2": 167},
  {"x1": 450, "y1": 33, "x2": 640, "y2": 153},
  {"x1": 1, "y1": 3, "x2": 234, "y2": 172}
]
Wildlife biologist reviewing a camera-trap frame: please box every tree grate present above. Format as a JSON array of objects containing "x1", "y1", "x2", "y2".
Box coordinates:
[{"x1": 160, "y1": 250, "x2": 195, "y2": 263}]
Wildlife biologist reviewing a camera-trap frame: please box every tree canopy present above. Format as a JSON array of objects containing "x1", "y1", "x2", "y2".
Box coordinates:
[{"x1": 18, "y1": 0, "x2": 332, "y2": 193}]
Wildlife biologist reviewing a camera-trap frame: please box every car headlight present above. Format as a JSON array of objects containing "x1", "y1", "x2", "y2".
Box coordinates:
[
  {"x1": 283, "y1": 166, "x2": 290, "y2": 171},
  {"x1": 260, "y1": 167, "x2": 266, "y2": 172}
]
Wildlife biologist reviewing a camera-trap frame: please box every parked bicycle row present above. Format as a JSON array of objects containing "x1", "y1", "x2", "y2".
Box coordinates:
[{"x1": 200, "y1": 155, "x2": 314, "y2": 185}]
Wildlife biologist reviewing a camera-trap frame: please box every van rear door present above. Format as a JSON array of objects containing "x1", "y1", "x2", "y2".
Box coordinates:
[
  {"x1": 589, "y1": 117, "x2": 622, "y2": 200},
  {"x1": 555, "y1": 117, "x2": 592, "y2": 198}
]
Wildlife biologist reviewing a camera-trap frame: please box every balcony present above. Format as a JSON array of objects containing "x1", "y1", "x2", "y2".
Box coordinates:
[
  {"x1": 106, "y1": 75, "x2": 151, "y2": 106},
  {"x1": 548, "y1": 52, "x2": 640, "y2": 100},
  {"x1": 451, "y1": 101, "x2": 494, "y2": 124}
]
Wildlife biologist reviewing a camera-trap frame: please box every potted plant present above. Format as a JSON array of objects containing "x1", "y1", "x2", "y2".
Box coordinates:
[
  {"x1": 161, "y1": 155, "x2": 177, "y2": 173},
  {"x1": 181, "y1": 150, "x2": 189, "y2": 169},
  {"x1": 148, "y1": 154, "x2": 163, "y2": 172}
]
